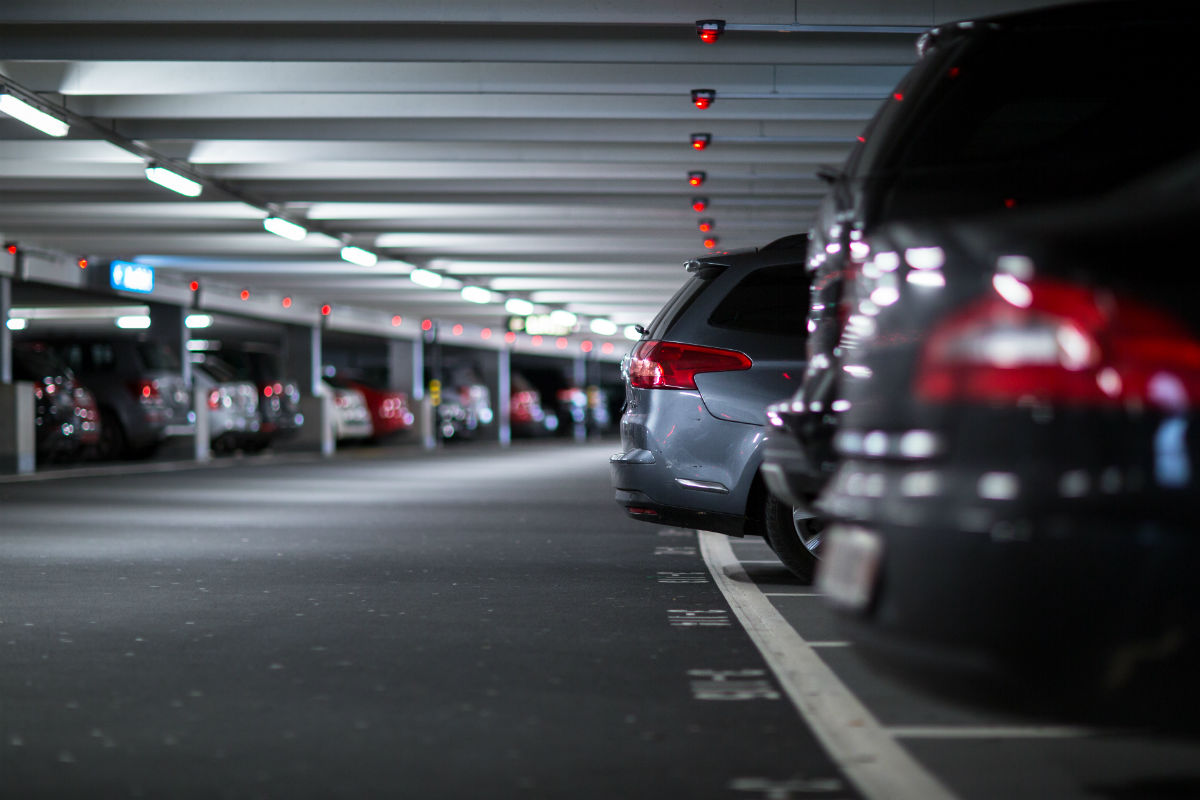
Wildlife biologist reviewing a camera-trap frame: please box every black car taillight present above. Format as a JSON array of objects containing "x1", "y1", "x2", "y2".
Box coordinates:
[
  {"x1": 130, "y1": 379, "x2": 162, "y2": 404},
  {"x1": 915, "y1": 277, "x2": 1200, "y2": 409},
  {"x1": 628, "y1": 340, "x2": 752, "y2": 390}
]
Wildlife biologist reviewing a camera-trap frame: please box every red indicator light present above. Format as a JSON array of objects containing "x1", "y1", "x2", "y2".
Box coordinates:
[
  {"x1": 321, "y1": 304, "x2": 331, "y2": 316},
  {"x1": 77, "y1": 259, "x2": 88, "y2": 270},
  {"x1": 505, "y1": 331, "x2": 516, "y2": 344},
  {"x1": 421, "y1": 319, "x2": 433, "y2": 331},
  {"x1": 949, "y1": 66, "x2": 961, "y2": 79},
  {"x1": 690, "y1": 133, "x2": 711, "y2": 150},
  {"x1": 263, "y1": 385, "x2": 273, "y2": 398},
  {"x1": 857, "y1": 135, "x2": 866, "y2": 143},
  {"x1": 627, "y1": 507, "x2": 659, "y2": 517},
  {"x1": 602, "y1": 342, "x2": 615, "y2": 355},
  {"x1": 696, "y1": 19, "x2": 725, "y2": 43},
  {"x1": 691, "y1": 197, "x2": 709, "y2": 213},
  {"x1": 893, "y1": 92, "x2": 904, "y2": 102},
  {"x1": 556, "y1": 337, "x2": 568, "y2": 350},
  {"x1": 240, "y1": 290, "x2": 250, "y2": 300},
  {"x1": 481, "y1": 328, "x2": 492, "y2": 339},
  {"x1": 391, "y1": 315, "x2": 402, "y2": 326},
  {"x1": 189, "y1": 281, "x2": 199, "y2": 292},
  {"x1": 688, "y1": 171, "x2": 706, "y2": 187},
  {"x1": 532, "y1": 335, "x2": 543, "y2": 346},
  {"x1": 581, "y1": 341, "x2": 593, "y2": 353},
  {"x1": 282, "y1": 296, "x2": 292, "y2": 308},
  {"x1": 1004, "y1": 197, "x2": 1017, "y2": 209},
  {"x1": 691, "y1": 89, "x2": 715, "y2": 110},
  {"x1": 452, "y1": 324, "x2": 463, "y2": 336},
  {"x1": 698, "y1": 219, "x2": 714, "y2": 233},
  {"x1": 5, "y1": 245, "x2": 15, "y2": 255},
  {"x1": 704, "y1": 237, "x2": 718, "y2": 249}
]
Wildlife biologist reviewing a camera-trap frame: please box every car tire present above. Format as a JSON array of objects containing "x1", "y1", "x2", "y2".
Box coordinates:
[
  {"x1": 763, "y1": 492, "x2": 822, "y2": 583},
  {"x1": 96, "y1": 409, "x2": 127, "y2": 461}
]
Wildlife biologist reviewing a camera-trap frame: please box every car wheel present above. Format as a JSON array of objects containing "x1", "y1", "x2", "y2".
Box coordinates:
[
  {"x1": 763, "y1": 491, "x2": 822, "y2": 583},
  {"x1": 95, "y1": 409, "x2": 127, "y2": 461}
]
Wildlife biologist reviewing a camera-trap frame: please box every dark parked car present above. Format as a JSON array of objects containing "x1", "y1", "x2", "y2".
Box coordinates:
[
  {"x1": 806, "y1": 156, "x2": 1200, "y2": 723},
  {"x1": 206, "y1": 346, "x2": 303, "y2": 450},
  {"x1": 510, "y1": 373, "x2": 555, "y2": 438},
  {"x1": 25, "y1": 334, "x2": 191, "y2": 460},
  {"x1": 431, "y1": 364, "x2": 493, "y2": 441},
  {"x1": 11, "y1": 341, "x2": 98, "y2": 463},
  {"x1": 763, "y1": 1, "x2": 1200, "y2": 575},
  {"x1": 610, "y1": 235, "x2": 815, "y2": 575}
]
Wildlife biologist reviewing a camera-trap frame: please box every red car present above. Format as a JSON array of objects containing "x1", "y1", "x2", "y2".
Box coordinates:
[{"x1": 327, "y1": 374, "x2": 414, "y2": 440}]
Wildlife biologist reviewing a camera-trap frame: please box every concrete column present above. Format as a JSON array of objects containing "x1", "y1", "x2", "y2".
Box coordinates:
[
  {"x1": 192, "y1": 383, "x2": 211, "y2": 462},
  {"x1": 497, "y1": 348, "x2": 511, "y2": 447},
  {"x1": 281, "y1": 323, "x2": 331, "y2": 455},
  {"x1": 572, "y1": 356, "x2": 587, "y2": 442},
  {"x1": 1, "y1": 276, "x2": 11, "y2": 384},
  {"x1": 149, "y1": 301, "x2": 188, "y2": 386},
  {"x1": 0, "y1": 381, "x2": 35, "y2": 474}
]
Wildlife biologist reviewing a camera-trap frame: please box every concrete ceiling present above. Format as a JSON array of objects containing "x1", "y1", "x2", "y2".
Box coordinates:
[{"x1": 0, "y1": 0, "x2": 1069, "y2": 343}]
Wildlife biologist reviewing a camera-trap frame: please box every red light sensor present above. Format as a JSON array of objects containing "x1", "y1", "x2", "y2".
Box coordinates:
[
  {"x1": 704, "y1": 237, "x2": 719, "y2": 249},
  {"x1": 698, "y1": 219, "x2": 714, "y2": 233},
  {"x1": 240, "y1": 290, "x2": 250, "y2": 300},
  {"x1": 189, "y1": 280, "x2": 200, "y2": 292},
  {"x1": 696, "y1": 19, "x2": 725, "y2": 43},
  {"x1": 321, "y1": 304, "x2": 331, "y2": 316},
  {"x1": 282, "y1": 296, "x2": 292, "y2": 308},
  {"x1": 688, "y1": 171, "x2": 706, "y2": 187},
  {"x1": 691, "y1": 89, "x2": 716, "y2": 110},
  {"x1": 691, "y1": 197, "x2": 709, "y2": 213},
  {"x1": 690, "y1": 133, "x2": 711, "y2": 151},
  {"x1": 77, "y1": 259, "x2": 88, "y2": 270}
]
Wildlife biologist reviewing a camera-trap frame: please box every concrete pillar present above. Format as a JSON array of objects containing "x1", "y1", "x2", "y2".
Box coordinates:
[
  {"x1": 1, "y1": 276, "x2": 11, "y2": 384},
  {"x1": 497, "y1": 348, "x2": 511, "y2": 447},
  {"x1": 149, "y1": 301, "x2": 188, "y2": 387},
  {"x1": 192, "y1": 383, "x2": 211, "y2": 463},
  {"x1": 0, "y1": 381, "x2": 35, "y2": 474},
  {"x1": 281, "y1": 323, "x2": 331, "y2": 455},
  {"x1": 572, "y1": 356, "x2": 587, "y2": 442}
]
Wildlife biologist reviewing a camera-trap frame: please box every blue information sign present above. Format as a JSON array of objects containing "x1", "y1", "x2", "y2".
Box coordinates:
[{"x1": 110, "y1": 260, "x2": 154, "y2": 294}]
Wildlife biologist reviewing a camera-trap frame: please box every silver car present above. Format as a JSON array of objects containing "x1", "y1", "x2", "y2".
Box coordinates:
[
  {"x1": 191, "y1": 357, "x2": 261, "y2": 453},
  {"x1": 609, "y1": 235, "x2": 819, "y2": 578}
]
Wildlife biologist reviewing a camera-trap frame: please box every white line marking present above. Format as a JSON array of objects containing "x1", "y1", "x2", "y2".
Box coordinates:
[
  {"x1": 698, "y1": 530, "x2": 958, "y2": 800},
  {"x1": 808, "y1": 642, "x2": 852, "y2": 648},
  {"x1": 887, "y1": 725, "x2": 1095, "y2": 740},
  {"x1": 737, "y1": 560, "x2": 788, "y2": 565},
  {"x1": 763, "y1": 592, "x2": 823, "y2": 597}
]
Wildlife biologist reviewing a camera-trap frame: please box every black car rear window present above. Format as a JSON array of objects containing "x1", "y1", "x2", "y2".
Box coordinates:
[
  {"x1": 135, "y1": 342, "x2": 180, "y2": 371},
  {"x1": 707, "y1": 264, "x2": 810, "y2": 336},
  {"x1": 647, "y1": 268, "x2": 719, "y2": 339}
]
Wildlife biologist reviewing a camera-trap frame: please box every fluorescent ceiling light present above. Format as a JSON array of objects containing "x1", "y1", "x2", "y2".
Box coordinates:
[
  {"x1": 6, "y1": 318, "x2": 28, "y2": 331},
  {"x1": 409, "y1": 268, "x2": 443, "y2": 288},
  {"x1": 115, "y1": 315, "x2": 152, "y2": 329},
  {"x1": 0, "y1": 92, "x2": 69, "y2": 137},
  {"x1": 185, "y1": 314, "x2": 213, "y2": 329},
  {"x1": 624, "y1": 325, "x2": 643, "y2": 341},
  {"x1": 461, "y1": 286, "x2": 494, "y2": 304},
  {"x1": 145, "y1": 165, "x2": 202, "y2": 197},
  {"x1": 340, "y1": 245, "x2": 377, "y2": 267},
  {"x1": 550, "y1": 310, "x2": 577, "y2": 328},
  {"x1": 504, "y1": 298, "x2": 534, "y2": 316},
  {"x1": 263, "y1": 216, "x2": 307, "y2": 241},
  {"x1": 589, "y1": 318, "x2": 618, "y2": 336}
]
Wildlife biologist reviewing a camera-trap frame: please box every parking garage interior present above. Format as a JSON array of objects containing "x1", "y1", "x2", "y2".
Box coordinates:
[{"x1": 3, "y1": 2, "x2": 1200, "y2": 799}]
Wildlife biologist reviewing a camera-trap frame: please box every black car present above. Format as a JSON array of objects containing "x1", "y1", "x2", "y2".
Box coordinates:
[
  {"x1": 10, "y1": 341, "x2": 96, "y2": 463},
  {"x1": 25, "y1": 334, "x2": 191, "y2": 460},
  {"x1": 806, "y1": 155, "x2": 1200, "y2": 724},
  {"x1": 763, "y1": 1, "x2": 1200, "y2": 551}
]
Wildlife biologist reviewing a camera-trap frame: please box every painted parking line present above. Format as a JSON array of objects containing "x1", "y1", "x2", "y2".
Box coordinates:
[
  {"x1": 763, "y1": 592, "x2": 823, "y2": 598},
  {"x1": 699, "y1": 530, "x2": 959, "y2": 800},
  {"x1": 887, "y1": 725, "x2": 1096, "y2": 739}
]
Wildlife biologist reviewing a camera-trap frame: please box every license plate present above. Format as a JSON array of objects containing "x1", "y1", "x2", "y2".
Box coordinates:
[{"x1": 816, "y1": 524, "x2": 883, "y2": 611}]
